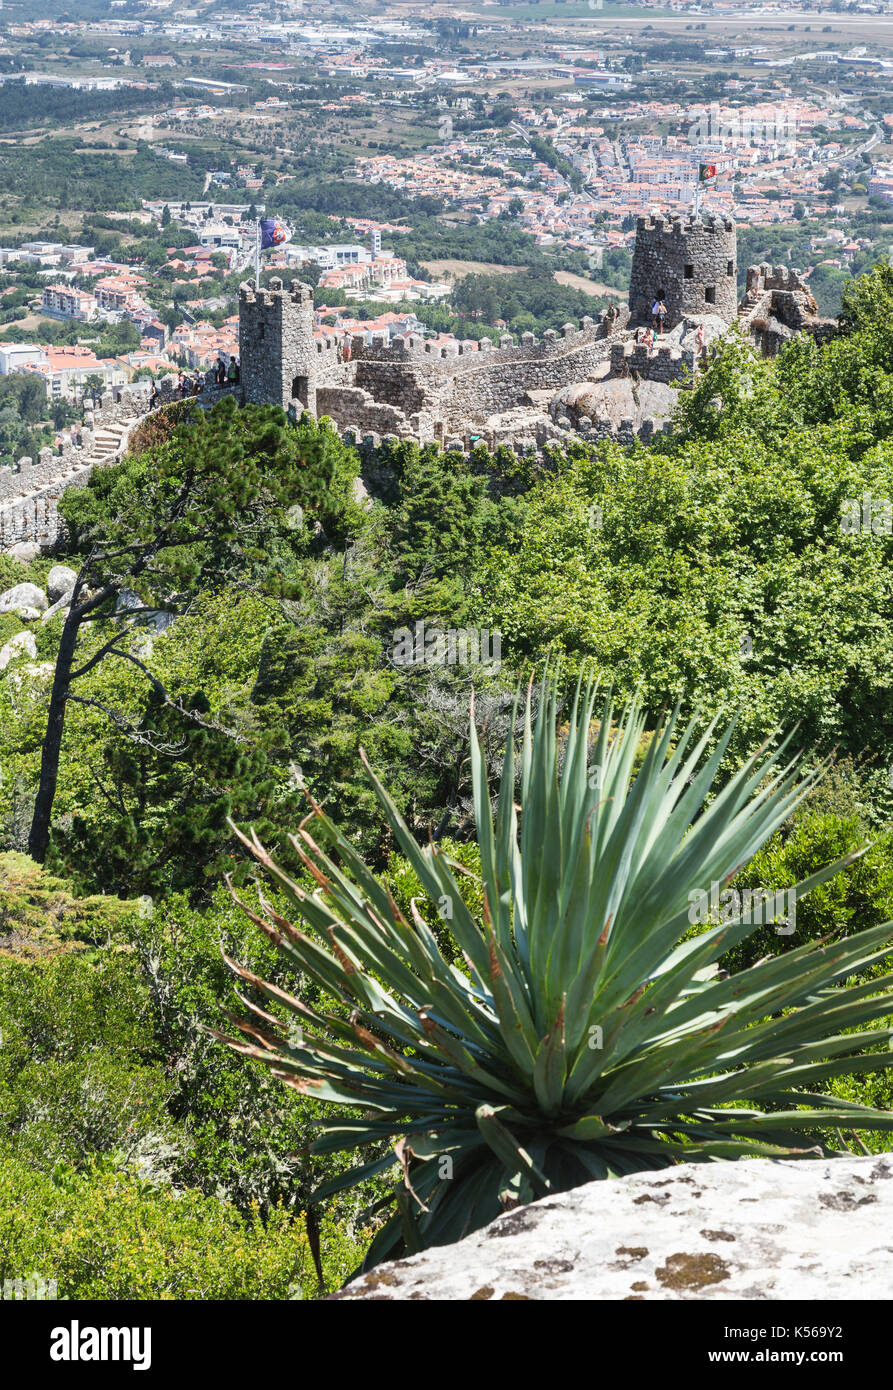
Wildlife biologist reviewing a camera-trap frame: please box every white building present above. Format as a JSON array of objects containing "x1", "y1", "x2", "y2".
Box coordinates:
[
  {"x1": 0, "y1": 344, "x2": 45, "y2": 376},
  {"x1": 284, "y1": 243, "x2": 372, "y2": 271}
]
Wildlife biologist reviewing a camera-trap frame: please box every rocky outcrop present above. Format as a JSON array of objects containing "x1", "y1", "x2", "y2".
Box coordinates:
[
  {"x1": 46, "y1": 565, "x2": 77, "y2": 605},
  {"x1": 0, "y1": 630, "x2": 37, "y2": 671},
  {"x1": 0, "y1": 582, "x2": 48, "y2": 616},
  {"x1": 5, "y1": 541, "x2": 41, "y2": 565},
  {"x1": 335, "y1": 1154, "x2": 893, "y2": 1300}
]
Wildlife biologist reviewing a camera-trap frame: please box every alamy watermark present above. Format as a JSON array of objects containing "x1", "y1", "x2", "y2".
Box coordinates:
[
  {"x1": 2, "y1": 1275, "x2": 57, "y2": 1300},
  {"x1": 392, "y1": 621, "x2": 501, "y2": 671},
  {"x1": 840, "y1": 492, "x2": 892, "y2": 535},
  {"x1": 686, "y1": 104, "x2": 798, "y2": 147},
  {"x1": 688, "y1": 882, "x2": 796, "y2": 935}
]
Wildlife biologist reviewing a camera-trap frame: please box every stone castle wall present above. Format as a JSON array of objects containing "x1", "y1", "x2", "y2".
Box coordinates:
[
  {"x1": 0, "y1": 378, "x2": 237, "y2": 550},
  {"x1": 308, "y1": 311, "x2": 627, "y2": 436},
  {"x1": 629, "y1": 213, "x2": 737, "y2": 329},
  {"x1": 6, "y1": 213, "x2": 838, "y2": 554},
  {"x1": 738, "y1": 261, "x2": 838, "y2": 354},
  {"x1": 609, "y1": 338, "x2": 700, "y2": 383}
]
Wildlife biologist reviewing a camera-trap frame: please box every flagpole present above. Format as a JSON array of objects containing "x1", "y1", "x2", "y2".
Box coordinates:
[{"x1": 255, "y1": 219, "x2": 261, "y2": 285}]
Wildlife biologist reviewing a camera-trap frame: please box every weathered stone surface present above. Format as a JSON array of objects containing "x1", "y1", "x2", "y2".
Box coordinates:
[
  {"x1": 738, "y1": 264, "x2": 837, "y2": 355},
  {"x1": 0, "y1": 630, "x2": 37, "y2": 671},
  {"x1": 41, "y1": 596, "x2": 71, "y2": 624},
  {"x1": 4, "y1": 541, "x2": 41, "y2": 564},
  {"x1": 46, "y1": 564, "x2": 78, "y2": 604},
  {"x1": 7, "y1": 660, "x2": 54, "y2": 692},
  {"x1": 335, "y1": 1155, "x2": 893, "y2": 1301},
  {"x1": 0, "y1": 583, "x2": 48, "y2": 615}
]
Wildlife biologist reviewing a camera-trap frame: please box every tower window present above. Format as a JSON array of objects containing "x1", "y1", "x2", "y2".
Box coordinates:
[
  {"x1": 684, "y1": 264, "x2": 694, "y2": 280},
  {"x1": 259, "y1": 325, "x2": 265, "y2": 341},
  {"x1": 727, "y1": 261, "x2": 735, "y2": 277},
  {"x1": 705, "y1": 286, "x2": 716, "y2": 305},
  {"x1": 292, "y1": 375, "x2": 309, "y2": 406}
]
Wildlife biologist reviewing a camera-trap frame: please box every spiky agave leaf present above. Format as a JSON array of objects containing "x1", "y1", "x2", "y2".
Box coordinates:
[{"x1": 215, "y1": 675, "x2": 893, "y2": 1270}]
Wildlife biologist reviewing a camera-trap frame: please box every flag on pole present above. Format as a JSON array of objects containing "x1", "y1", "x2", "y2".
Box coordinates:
[
  {"x1": 699, "y1": 163, "x2": 718, "y2": 182},
  {"x1": 260, "y1": 217, "x2": 291, "y2": 250}
]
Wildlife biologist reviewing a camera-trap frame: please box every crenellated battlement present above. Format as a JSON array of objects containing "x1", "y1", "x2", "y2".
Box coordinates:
[
  {"x1": 239, "y1": 276, "x2": 317, "y2": 412},
  {"x1": 346, "y1": 310, "x2": 623, "y2": 369},
  {"x1": 239, "y1": 277, "x2": 313, "y2": 308},
  {"x1": 235, "y1": 217, "x2": 743, "y2": 452},
  {"x1": 608, "y1": 338, "x2": 699, "y2": 384},
  {"x1": 0, "y1": 377, "x2": 237, "y2": 550},
  {"x1": 636, "y1": 212, "x2": 735, "y2": 235}
]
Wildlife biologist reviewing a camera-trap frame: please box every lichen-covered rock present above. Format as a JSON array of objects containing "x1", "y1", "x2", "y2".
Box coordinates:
[
  {"x1": 0, "y1": 583, "x2": 48, "y2": 615},
  {"x1": 0, "y1": 630, "x2": 37, "y2": 671},
  {"x1": 333, "y1": 1155, "x2": 893, "y2": 1301},
  {"x1": 4, "y1": 542, "x2": 41, "y2": 564},
  {"x1": 41, "y1": 595, "x2": 71, "y2": 624},
  {"x1": 46, "y1": 564, "x2": 78, "y2": 604},
  {"x1": 7, "y1": 660, "x2": 54, "y2": 693}
]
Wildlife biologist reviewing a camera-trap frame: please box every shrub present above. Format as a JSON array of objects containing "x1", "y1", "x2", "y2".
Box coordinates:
[{"x1": 0, "y1": 1145, "x2": 363, "y2": 1299}]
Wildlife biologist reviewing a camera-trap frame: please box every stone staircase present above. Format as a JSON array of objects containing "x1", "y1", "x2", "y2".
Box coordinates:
[{"x1": 89, "y1": 423, "x2": 130, "y2": 464}]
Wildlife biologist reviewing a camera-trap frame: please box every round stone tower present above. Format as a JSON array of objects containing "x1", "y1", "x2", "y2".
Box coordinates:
[
  {"x1": 628, "y1": 212, "x2": 738, "y2": 329},
  {"x1": 238, "y1": 277, "x2": 317, "y2": 414}
]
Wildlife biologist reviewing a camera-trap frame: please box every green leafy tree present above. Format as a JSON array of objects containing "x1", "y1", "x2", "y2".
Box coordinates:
[{"x1": 27, "y1": 399, "x2": 347, "y2": 866}]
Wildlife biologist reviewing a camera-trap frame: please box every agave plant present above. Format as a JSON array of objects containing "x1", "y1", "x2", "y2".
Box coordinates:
[{"x1": 215, "y1": 677, "x2": 893, "y2": 1270}]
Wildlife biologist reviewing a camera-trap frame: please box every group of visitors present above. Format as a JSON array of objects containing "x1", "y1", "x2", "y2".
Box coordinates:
[
  {"x1": 176, "y1": 373, "x2": 204, "y2": 399},
  {"x1": 214, "y1": 357, "x2": 241, "y2": 387},
  {"x1": 147, "y1": 359, "x2": 241, "y2": 412}
]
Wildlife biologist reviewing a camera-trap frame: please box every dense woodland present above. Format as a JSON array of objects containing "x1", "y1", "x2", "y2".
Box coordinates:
[{"x1": 3, "y1": 260, "x2": 893, "y2": 1296}]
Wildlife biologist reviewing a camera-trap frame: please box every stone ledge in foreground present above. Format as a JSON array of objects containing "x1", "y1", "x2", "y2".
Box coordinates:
[{"x1": 332, "y1": 1154, "x2": 893, "y2": 1300}]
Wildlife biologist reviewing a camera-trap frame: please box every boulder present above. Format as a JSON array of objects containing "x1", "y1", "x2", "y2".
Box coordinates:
[
  {"x1": 0, "y1": 583, "x2": 48, "y2": 616},
  {"x1": 41, "y1": 596, "x2": 71, "y2": 624},
  {"x1": 334, "y1": 1154, "x2": 893, "y2": 1301},
  {"x1": 46, "y1": 564, "x2": 77, "y2": 605},
  {"x1": 4, "y1": 541, "x2": 41, "y2": 564},
  {"x1": 7, "y1": 661, "x2": 54, "y2": 693},
  {"x1": 0, "y1": 630, "x2": 37, "y2": 671}
]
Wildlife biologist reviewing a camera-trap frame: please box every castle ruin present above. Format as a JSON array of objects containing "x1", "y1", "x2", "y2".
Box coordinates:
[
  {"x1": 237, "y1": 211, "x2": 782, "y2": 453},
  {"x1": 1, "y1": 214, "x2": 839, "y2": 550}
]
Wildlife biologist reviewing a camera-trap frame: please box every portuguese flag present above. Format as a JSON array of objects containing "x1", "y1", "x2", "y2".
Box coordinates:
[{"x1": 699, "y1": 163, "x2": 718, "y2": 181}]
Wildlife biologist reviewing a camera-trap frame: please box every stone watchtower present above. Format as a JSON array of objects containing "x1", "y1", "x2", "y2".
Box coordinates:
[
  {"x1": 628, "y1": 212, "x2": 737, "y2": 330},
  {"x1": 239, "y1": 277, "x2": 317, "y2": 415}
]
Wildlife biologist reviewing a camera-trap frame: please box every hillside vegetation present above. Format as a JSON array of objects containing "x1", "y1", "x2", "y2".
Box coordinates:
[{"x1": 2, "y1": 264, "x2": 893, "y2": 1293}]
